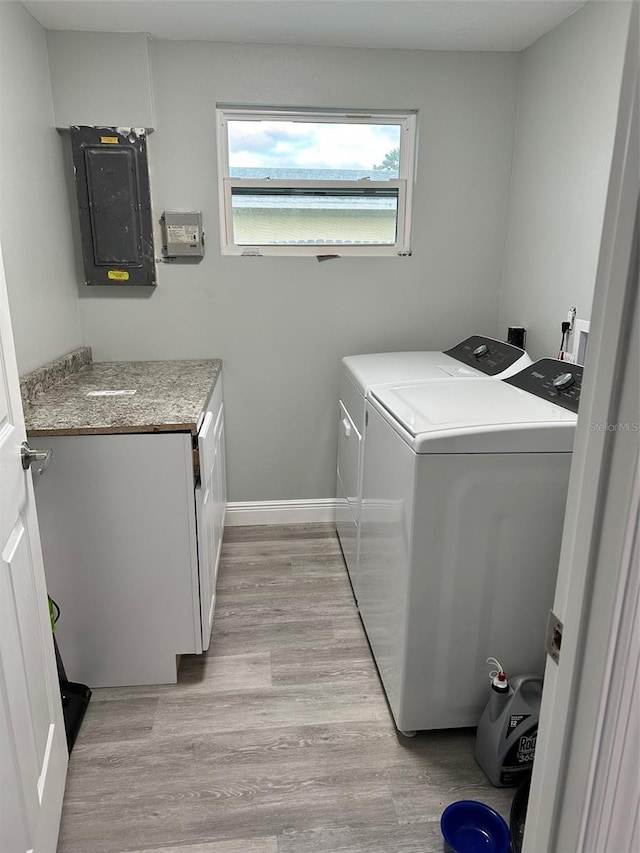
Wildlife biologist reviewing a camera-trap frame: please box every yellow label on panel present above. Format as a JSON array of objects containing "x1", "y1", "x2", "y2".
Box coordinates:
[
  {"x1": 108, "y1": 270, "x2": 129, "y2": 281},
  {"x1": 100, "y1": 136, "x2": 119, "y2": 144}
]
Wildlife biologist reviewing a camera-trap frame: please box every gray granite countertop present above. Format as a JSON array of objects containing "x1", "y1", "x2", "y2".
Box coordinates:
[{"x1": 23, "y1": 357, "x2": 222, "y2": 437}]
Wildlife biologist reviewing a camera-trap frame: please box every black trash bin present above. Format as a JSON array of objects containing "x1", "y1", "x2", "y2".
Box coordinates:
[
  {"x1": 50, "y1": 597, "x2": 92, "y2": 753},
  {"x1": 509, "y1": 772, "x2": 532, "y2": 853}
]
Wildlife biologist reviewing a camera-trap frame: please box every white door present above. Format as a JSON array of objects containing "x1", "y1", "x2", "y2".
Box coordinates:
[
  {"x1": 0, "y1": 242, "x2": 68, "y2": 852},
  {"x1": 523, "y1": 5, "x2": 638, "y2": 850}
]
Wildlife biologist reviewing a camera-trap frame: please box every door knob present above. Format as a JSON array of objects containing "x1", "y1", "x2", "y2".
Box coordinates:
[{"x1": 21, "y1": 442, "x2": 52, "y2": 474}]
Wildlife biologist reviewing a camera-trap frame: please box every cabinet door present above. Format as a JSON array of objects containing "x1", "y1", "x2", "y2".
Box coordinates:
[
  {"x1": 336, "y1": 401, "x2": 361, "y2": 595},
  {"x1": 197, "y1": 412, "x2": 216, "y2": 651},
  {"x1": 213, "y1": 404, "x2": 226, "y2": 576},
  {"x1": 217, "y1": 405, "x2": 227, "y2": 526},
  {"x1": 337, "y1": 400, "x2": 361, "y2": 519},
  {"x1": 197, "y1": 401, "x2": 226, "y2": 651}
]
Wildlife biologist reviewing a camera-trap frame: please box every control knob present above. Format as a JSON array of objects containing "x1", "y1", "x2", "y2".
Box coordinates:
[
  {"x1": 552, "y1": 372, "x2": 575, "y2": 391},
  {"x1": 472, "y1": 344, "x2": 489, "y2": 358}
]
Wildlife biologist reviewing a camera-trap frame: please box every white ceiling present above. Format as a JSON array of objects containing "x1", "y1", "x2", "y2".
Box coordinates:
[{"x1": 23, "y1": 1, "x2": 587, "y2": 51}]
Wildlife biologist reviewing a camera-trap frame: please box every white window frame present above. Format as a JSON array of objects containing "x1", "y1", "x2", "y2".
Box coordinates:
[{"x1": 216, "y1": 106, "x2": 417, "y2": 258}]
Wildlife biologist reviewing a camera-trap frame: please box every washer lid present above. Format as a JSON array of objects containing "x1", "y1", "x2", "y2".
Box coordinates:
[
  {"x1": 371, "y1": 379, "x2": 578, "y2": 453},
  {"x1": 342, "y1": 351, "x2": 482, "y2": 395},
  {"x1": 342, "y1": 336, "x2": 531, "y2": 394}
]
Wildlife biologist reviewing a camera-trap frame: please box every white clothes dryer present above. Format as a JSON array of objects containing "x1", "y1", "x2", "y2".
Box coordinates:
[
  {"x1": 359, "y1": 358, "x2": 583, "y2": 735},
  {"x1": 336, "y1": 336, "x2": 531, "y2": 598}
]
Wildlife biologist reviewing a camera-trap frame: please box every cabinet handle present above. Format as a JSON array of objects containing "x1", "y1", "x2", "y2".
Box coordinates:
[{"x1": 341, "y1": 417, "x2": 352, "y2": 438}]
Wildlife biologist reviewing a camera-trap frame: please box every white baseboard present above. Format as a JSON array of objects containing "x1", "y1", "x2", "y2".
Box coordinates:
[{"x1": 225, "y1": 499, "x2": 338, "y2": 527}]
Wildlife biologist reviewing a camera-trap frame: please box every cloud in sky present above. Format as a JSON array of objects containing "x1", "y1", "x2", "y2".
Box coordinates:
[{"x1": 228, "y1": 120, "x2": 401, "y2": 170}]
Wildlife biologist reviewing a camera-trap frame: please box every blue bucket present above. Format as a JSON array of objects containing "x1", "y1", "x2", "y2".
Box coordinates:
[{"x1": 441, "y1": 800, "x2": 511, "y2": 853}]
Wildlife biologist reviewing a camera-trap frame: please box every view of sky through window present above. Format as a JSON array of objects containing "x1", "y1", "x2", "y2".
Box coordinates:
[{"x1": 227, "y1": 120, "x2": 402, "y2": 177}]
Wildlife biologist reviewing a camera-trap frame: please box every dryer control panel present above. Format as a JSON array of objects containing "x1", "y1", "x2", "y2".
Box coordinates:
[
  {"x1": 444, "y1": 336, "x2": 526, "y2": 376},
  {"x1": 503, "y1": 358, "x2": 583, "y2": 413}
]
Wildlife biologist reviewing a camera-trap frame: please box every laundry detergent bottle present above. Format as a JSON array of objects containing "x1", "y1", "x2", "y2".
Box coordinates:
[{"x1": 474, "y1": 658, "x2": 543, "y2": 787}]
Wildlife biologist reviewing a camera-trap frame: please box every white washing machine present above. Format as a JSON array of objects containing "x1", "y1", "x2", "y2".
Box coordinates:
[
  {"x1": 359, "y1": 358, "x2": 583, "y2": 735},
  {"x1": 336, "y1": 336, "x2": 531, "y2": 598}
]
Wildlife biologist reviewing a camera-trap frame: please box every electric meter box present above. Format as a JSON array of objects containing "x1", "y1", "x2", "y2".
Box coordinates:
[
  {"x1": 70, "y1": 126, "x2": 156, "y2": 287},
  {"x1": 161, "y1": 211, "x2": 204, "y2": 258}
]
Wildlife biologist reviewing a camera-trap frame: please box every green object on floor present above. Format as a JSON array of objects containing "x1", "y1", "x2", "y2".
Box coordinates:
[{"x1": 48, "y1": 596, "x2": 56, "y2": 633}]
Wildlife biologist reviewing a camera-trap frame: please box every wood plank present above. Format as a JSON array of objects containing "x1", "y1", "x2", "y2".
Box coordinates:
[
  {"x1": 220, "y1": 538, "x2": 342, "y2": 560},
  {"x1": 57, "y1": 772, "x2": 398, "y2": 853},
  {"x1": 123, "y1": 840, "x2": 278, "y2": 853},
  {"x1": 277, "y1": 822, "x2": 446, "y2": 853},
  {"x1": 175, "y1": 652, "x2": 273, "y2": 693},
  {"x1": 152, "y1": 683, "x2": 389, "y2": 736},
  {"x1": 208, "y1": 618, "x2": 339, "y2": 657},
  {"x1": 62, "y1": 721, "x2": 421, "y2": 801},
  {"x1": 217, "y1": 565, "x2": 349, "y2": 593},
  {"x1": 222, "y1": 523, "x2": 337, "y2": 543},
  {"x1": 270, "y1": 645, "x2": 379, "y2": 687},
  {"x1": 71, "y1": 696, "x2": 159, "y2": 746},
  {"x1": 213, "y1": 596, "x2": 354, "y2": 624}
]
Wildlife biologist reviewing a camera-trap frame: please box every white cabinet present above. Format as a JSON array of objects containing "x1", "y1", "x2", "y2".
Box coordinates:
[
  {"x1": 336, "y1": 400, "x2": 360, "y2": 587},
  {"x1": 31, "y1": 378, "x2": 226, "y2": 688},
  {"x1": 335, "y1": 370, "x2": 363, "y2": 598}
]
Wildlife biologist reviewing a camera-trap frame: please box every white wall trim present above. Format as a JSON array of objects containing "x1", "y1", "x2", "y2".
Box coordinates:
[
  {"x1": 225, "y1": 499, "x2": 338, "y2": 527},
  {"x1": 580, "y1": 457, "x2": 640, "y2": 852}
]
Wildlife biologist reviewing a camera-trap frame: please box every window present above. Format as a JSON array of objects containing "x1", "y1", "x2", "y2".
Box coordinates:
[{"x1": 216, "y1": 107, "x2": 417, "y2": 257}]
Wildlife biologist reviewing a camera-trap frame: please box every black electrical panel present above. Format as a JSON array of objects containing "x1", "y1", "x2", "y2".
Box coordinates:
[{"x1": 70, "y1": 126, "x2": 156, "y2": 286}]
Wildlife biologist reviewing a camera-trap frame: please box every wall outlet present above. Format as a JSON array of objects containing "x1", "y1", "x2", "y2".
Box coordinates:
[{"x1": 572, "y1": 319, "x2": 590, "y2": 365}]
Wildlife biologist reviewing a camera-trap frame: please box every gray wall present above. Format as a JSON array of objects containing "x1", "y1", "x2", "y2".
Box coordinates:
[
  {"x1": 498, "y1": 1, "x2": 632, "y2": 360},
  {"x1": 74, "y1": 40, "x2": 521, "y2": 501},
  {"x1": 0, "y1": 2, "x2": 83, "y2": 375}
]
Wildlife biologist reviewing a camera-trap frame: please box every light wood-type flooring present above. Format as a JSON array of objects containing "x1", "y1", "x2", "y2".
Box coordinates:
[{"x1": 56, "y1": 524, "x2": 514, "y2": 853}]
